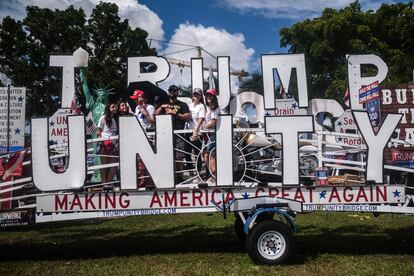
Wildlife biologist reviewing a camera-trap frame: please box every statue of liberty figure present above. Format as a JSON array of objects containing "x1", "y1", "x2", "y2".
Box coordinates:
[{"x1": 79, "y1": 67, "x2": 112, "y2": 183}]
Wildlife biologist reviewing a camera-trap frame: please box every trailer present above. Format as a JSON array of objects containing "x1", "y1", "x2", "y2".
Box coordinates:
[{"x1": 1, "y1": 52, "x2": 414, "y2": 265}]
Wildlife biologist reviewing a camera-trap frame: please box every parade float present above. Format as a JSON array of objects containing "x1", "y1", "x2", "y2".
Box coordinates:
[{"x1": 0, "y1": 50, "x2": 413, "y2": 264}]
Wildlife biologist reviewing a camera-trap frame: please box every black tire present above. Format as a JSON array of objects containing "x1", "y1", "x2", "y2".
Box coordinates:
[
  {"x1": 234, "y1": 215, "x2": 246, "y2": 242},
  {"x1": 246, "y1": 220, "x2": 295, "y2": 265}
]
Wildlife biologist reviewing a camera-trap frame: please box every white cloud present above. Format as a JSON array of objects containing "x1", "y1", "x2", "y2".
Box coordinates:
[
  {"x1": 0, "y1": 0, "x2": 27, "y2": 21},
  {"x1": 220, "y1": 0, "x2": 404, "y2": 19},
  {"x1": 0, "y1": 1, "x2": 256, "y2": 92},
  {"x1": 0, "y1": 0, "x2": 164, "y2": 48},
  {"x1": 159, "y1": 22, "x2": 255, "y2": 93}
]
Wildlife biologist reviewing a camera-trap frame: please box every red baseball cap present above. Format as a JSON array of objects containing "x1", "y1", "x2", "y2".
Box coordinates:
[
  {"x1": 130, "y1": 90, "x2": 145, "y2": 99},
  {"x1": 205, "y1": 88, "x2": 217, "y2": 96}
]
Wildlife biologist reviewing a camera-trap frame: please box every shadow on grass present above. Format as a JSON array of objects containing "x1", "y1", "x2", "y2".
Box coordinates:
[{"x1": 0, "y1": 219, "x2": 413, "y2": 263}]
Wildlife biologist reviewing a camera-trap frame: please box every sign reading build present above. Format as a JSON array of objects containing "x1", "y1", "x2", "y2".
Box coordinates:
[
  {"x1": 0, "y1": 87, "x2": 26, "y2": 153},
  {"x1": 381, "y1": 85, "x2": 414, "y2": 168}
]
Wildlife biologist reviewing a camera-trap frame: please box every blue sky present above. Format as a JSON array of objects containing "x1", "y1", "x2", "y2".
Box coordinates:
[
  {"x1": 140, "y1": 0, "x2": 294, "y2": 56},
  {"x1": 0, "y1": 0, "x2": 408, "y2": 89}
]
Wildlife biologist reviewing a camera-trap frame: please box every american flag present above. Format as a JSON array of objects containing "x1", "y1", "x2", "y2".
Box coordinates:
[
  {"x1": 343, "y1": 88, "x2": 350, "y2": 107},
  {"x1": 279, "y1": 85, "x2": 286, "y2": 97},
  {"x1": 70, "y1": 93, "x2": 82, "y2": 115},
  {"x1": 85, "y1": 112, "x2": 97, "y2": 135}
]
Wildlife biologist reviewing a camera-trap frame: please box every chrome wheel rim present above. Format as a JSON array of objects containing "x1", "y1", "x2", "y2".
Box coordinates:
[{"x1": 257, "y1": 230, "x2": 286, "y2": 260}]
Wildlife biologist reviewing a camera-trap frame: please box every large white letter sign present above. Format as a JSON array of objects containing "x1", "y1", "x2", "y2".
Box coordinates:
[
  {"x1": 265, "y1": 115, "x2": 314, "y2": 185},
  {"x1": 353, "y1": 111, "x2": 402, "y2": 183},
  {"x1": 119, "y1": 115, "x2": 174, "y2": 189},
  {"x1": 217, "y1": 56, "x2": 232, "y2": 112},
  {"x1": 191, "y1": 58, "x2": 204, "y2": 91},
  {"x1": 31, "y1": 116, "x2": 86, "y2": 191},
  {"x1": 229, "y1": 91, "x2": 265, "y2": 123},
  {"x1": 49, "y1": 55, "x2": 76, "y2": 108},
  {"x1": 128, "y1": 56, "x2": 170, "y2": 85},
  {"x1": 216, "y1": 115, "x2": 233, "y2": 186},
  {"x1": 261, "y1": 54, "x2": 309, "y2": 109},
  {"x1": 347, "y1": 54, "x2": 388, "y2": 110},
  {"x1": 191, "y1": 57, "x2": 232, "y2": 112}
]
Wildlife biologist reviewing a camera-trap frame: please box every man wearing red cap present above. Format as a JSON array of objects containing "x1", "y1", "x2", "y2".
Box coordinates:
[
  {"x1": 130, "y1": 89, "x2": 155, "y2": 130},
  {"x1": 130, "y1": 89, "x2": 155, "y2": 188}
]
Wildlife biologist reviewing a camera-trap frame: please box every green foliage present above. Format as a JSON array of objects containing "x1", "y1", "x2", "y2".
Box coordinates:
[
  {"x1": 280, "y1": 1, "x2": 414, "y2": 104},
  {"x1": 0, "y1": 3, "x2": 156, "y2": 117},
  {"x1": 238, "y1": 71, "x2": 264, "y2": 95},
  {"x1": 238, "y1": 71, "x2": 286, "y2": 99}
]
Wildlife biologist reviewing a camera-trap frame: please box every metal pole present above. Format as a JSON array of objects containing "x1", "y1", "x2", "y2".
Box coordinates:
[{"x1": 6, "y1": 84, "x2": 10, "y2": 152}]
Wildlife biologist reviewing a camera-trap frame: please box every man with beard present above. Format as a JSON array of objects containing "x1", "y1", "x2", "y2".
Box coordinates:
[{"x1": 155, "y1": 85, "x2": 191, "y2": 183}]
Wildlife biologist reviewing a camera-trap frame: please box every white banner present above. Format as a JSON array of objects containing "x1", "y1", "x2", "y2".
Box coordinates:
[
  {"x1": 0, "y1": 87, "x2": 26, "y2": 153},
  {"x1": 48, "y1": 108, "x2": 72, "y2": 148},
  {"x1": 36, "y1": 185, "x2": 404, "y2": 213}
]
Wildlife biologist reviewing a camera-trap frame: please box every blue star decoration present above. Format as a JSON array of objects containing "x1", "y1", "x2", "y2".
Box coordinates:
[
  {"x1": 291, "y1": 103, "x2": 298, "y2": 109},
  {"x1": 393, "y1": 189, "x2": 401, "y2": 198},
  {"x1": 337, "y1": 137, "x2": 343, "y2": 142},
  {"x1": 14, "y1": 128, "x2": 21, "y2": 134},
  {"x1": 337, "y1": 121, "x2": 343, "y2": 127},
  {"x1": 18, "y1": 96, "x2": 24, "y2": 102},
  {"x1": 242, "y1": 192, "x2": 250, "y2": 199},
  {"x1": 49, "y1": 121, "x2": 55, "y2": 126},
  {"x1": 319, "y1": 190, "x2": 327, "y2": 199}
]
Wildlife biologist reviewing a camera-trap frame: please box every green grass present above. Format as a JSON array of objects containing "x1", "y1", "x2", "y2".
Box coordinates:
[{"x1": 0, "y1": 212, "x2": 413, "y2": 275}]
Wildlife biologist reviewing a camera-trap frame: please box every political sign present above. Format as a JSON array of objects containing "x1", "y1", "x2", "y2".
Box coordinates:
[{"x1": 0, "y1": 87, "x2": 26, "y2": 153}]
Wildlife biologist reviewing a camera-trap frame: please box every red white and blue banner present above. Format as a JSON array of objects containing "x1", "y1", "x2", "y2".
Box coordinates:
[{"x1": 36, "y1": 185, "x2": 405, "y2": 213}]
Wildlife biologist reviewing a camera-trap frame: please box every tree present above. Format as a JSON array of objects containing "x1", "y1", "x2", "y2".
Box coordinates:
[
  {"x1": 280, "y1": 1, "x2": 414, "y2": 104},
  {"x1": 238, "y1": 71, "x2": 285, "y2": 98},
  {"x1": 0, "y1": 3, "x2": 156, "y2": 117},
  {"x1": 238, "y1": 71, "x2": 264, "y2": 95}
]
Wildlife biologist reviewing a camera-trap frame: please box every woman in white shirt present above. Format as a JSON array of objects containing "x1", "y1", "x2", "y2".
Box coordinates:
[
  {"x1": 203, "y1": 89, "x2": 220, "y2": 184},
  {"x1": 185, "y1": 88, "x2": 205, "y2": 173},
  {"x1": 97, "y1": 103, "x2": 118, "y2": 184}
]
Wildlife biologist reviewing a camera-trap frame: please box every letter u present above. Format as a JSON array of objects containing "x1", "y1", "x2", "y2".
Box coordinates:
[{"x1": 31, "y1": 116, "x2": 86, "y2": 191}]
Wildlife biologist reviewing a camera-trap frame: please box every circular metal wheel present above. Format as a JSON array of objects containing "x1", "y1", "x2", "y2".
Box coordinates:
[
  {"x1": 257, "y1": 230, "x2": 286, "y2": 260},
  {"x1": 195, "y1": 143, "x2": 246, "y2": 183},
  {"x1": 300, "y1": 156, "x2": 318, "y2": 176},
  {"x1": 246, "y1": 220, "x2": 294, "y2": 265}
]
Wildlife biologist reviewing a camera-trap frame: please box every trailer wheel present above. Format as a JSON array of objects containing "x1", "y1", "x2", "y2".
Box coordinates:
[
  {"x1": 234, "y1": 215, "x2": 246, "y2": 242},
  {"x1": 246, "y1": 220, "x2": 294, "y2": 265}
]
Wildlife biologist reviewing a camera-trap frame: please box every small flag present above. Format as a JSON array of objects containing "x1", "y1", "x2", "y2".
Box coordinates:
[
  {"x1": 343, "y1": 88, "x2": 350, "y2": 107},
  {"x1": 85, "y1": 112, "x2": 97, "y2": 135},
  {"x1": 279, "y1": 85, "x2": 285, "y2": 97},
  {"x1": 70, "y1": 93, "x2": 82, "y2": 115}
]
